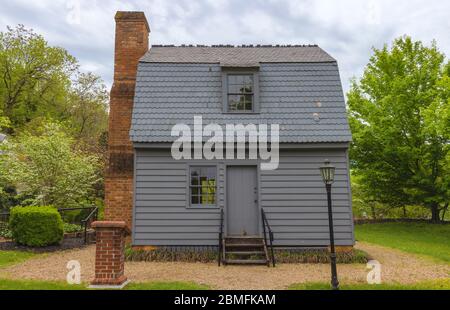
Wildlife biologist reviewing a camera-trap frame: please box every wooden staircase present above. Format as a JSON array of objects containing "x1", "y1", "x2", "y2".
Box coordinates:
[{"x1": 222, "y1": 236, "x2": 270, "y2": 266}]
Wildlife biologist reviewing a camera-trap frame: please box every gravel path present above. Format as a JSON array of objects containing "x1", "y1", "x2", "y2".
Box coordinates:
[{"x1": 1, "y1": 242, "x2": 448, "y2": 290}]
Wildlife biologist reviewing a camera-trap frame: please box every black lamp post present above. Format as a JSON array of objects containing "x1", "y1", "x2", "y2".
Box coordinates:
[{"x1": 320, "y1": 159, "x2": 339, "y2": 290}]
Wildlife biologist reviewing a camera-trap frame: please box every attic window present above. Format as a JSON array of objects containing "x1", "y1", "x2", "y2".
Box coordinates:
[
  {"x1": 227, "y1": 74, "x2": 254, "y2": 112},
  {"x1": 222, "y1": 70, "x2": 259, "y2": 113}
]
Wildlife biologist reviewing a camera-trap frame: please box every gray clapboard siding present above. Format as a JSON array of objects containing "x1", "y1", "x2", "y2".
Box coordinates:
[{"x1": 133, "y1": 147, "x2": 354, "y2": 247}]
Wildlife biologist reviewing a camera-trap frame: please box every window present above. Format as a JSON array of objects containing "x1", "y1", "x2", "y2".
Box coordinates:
[
  {"x1": 189, "y1": 166, "x2": 217, "y2": 207},
  {"x1": 227, "y1": 74, "x2": 254, "y2": 112}
]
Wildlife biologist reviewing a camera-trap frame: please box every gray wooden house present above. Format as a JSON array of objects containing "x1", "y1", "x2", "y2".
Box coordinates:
[{"x1": 128, "y1": 45, "x2": 353, "y2": 265}]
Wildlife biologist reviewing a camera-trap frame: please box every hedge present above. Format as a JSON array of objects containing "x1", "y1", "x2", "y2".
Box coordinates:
[{"x1": 9, "y1": 206, "x2": 64, "y2": 247}]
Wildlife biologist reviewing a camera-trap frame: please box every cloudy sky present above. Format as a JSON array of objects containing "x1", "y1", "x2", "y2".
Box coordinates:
[{"x1": 0, "y1": 0, "x2": 448, "y2": 93}]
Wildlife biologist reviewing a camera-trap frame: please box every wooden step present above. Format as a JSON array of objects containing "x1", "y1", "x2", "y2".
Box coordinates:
[
  {"x1": 225, "y1": 251, "x2": 265, "y2": 256},
  {"x1": 225, "y1": 242, "x2": 264, "y2": 247},
  {"x1": 225, "y1": 237, "x2": 264, "y2": 245},
  {"x1": 224, "y1": 245, "x2": 265, "y2": 252},
  {"x1": 220, "y1": 236, "x2": 272, "y2": 266},
  {"x1": 223, "y1": 259, "x2": 268, "y2": 265}
]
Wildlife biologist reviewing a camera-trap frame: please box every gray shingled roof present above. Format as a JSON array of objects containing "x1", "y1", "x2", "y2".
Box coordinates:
[
  {"x1": 130, "y1": 47, "x2": 352, "y2": 144},
  {"x1": 141, "y1": 45, "x2": 335, "y2": 66}
]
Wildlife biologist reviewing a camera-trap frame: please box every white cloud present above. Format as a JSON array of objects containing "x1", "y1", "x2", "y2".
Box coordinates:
[{"x1": 0, "y1": 0, "x2": 448, "y2": 93}]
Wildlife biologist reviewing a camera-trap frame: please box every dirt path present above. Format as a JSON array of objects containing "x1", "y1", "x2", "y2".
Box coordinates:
[{"x1": 1, "y1": 242, "x2": 448, "y2": 289}]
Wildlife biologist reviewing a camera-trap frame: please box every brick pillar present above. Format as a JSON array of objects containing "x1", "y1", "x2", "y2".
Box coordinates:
[
  {"x1": 90, "y1": 221, "x2": 130, "y2": 288},
  {"x1": 105, "y1": 12, "x2": 150, "y2": 229}
]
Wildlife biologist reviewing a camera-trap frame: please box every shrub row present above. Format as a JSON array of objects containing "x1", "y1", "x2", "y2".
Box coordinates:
[{"x1": 125, "y1": 247, "x2": 369, "y2": 264}]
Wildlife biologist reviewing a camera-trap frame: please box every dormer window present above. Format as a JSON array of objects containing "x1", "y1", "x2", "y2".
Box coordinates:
[
  {"x1": 222, "y1": 68, "x2": 259, "y2": 113},
  {"x1": 227, "y1": 74, "x2": 254, "y2": 112}
]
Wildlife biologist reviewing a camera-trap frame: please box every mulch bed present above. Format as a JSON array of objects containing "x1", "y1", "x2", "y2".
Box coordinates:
[{"x1": 0, "y1": 237, "x2": 88, "y2": 253}]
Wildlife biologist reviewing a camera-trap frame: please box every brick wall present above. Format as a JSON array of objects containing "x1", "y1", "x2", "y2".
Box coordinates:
[
  {"x1": 91, "y1": 221, "x2": 130, "y2": 286},
  {"x1": 105, "y1": 11, "x2": 150, "y2": 228}
]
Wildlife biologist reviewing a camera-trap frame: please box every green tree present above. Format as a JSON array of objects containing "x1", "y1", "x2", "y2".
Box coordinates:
[
  {"x1": 348, "y1": 36, "x2": 450, "y2": 223},
  {"x1": 0, "y1": 122, "x2": 99, "y2": 207},
  {"x1": 63, "y1": 72, "x2": 108, "y2": 152},
  {"x1": 0, "y1": 25, "x2": 78, "y2": 132}
]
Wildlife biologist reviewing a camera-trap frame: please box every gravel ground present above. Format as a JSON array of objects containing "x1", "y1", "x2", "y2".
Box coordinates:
[{"x1": 1, "y1": 242, "x2": 448, "y2": 290}]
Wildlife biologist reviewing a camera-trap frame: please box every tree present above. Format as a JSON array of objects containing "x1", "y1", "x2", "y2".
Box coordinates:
[
  {"x1": 0, "y1": 122, "x2": 100, "y2": 207},
  {"x1": 0, "y1": 25, "x2": 78, "y2": 132},
  {"x1": 63, "y1": 72, "x2": 108, "y2": 152},
  {"x1": 348, "y1": 36, "x2": 450, "y2": 223}
]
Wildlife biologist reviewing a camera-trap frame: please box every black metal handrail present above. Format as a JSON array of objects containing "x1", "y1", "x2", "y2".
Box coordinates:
[
  {"x1": 261, "y1": 208, "x2": 276, "y2": 267},
  {"x1": 218, "y1": 208, "x2": 224, "y2": 266},
  {"x1": 81, "y1": 207, "x2": 99, "y2": 244}
]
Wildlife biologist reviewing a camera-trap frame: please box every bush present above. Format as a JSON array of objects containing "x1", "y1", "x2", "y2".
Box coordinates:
[
  {"x1": 125, "y1": 246, "x2": 217, "y2": 263},
  {"x1": 9, "y1": 206, "x2": 64, "y2": 246},
  {"x1": 274, "y1": 249, "x2": 369, "y2": 264},
  {"x1": 63, "y1": 222, "x2": 83, "y2": 233},
  {"x1": 0, "y1": 227, "x2": 12, "y2": 239}
]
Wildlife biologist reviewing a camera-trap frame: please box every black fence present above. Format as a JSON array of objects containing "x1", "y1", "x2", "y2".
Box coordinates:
[{"x1": 0, "y1": 211, "x2": 8, "y2": 230}]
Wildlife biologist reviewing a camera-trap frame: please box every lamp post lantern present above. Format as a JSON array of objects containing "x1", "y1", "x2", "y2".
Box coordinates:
[{"x1": 320, "y1": 159, "x2": 339, "y2": 290}]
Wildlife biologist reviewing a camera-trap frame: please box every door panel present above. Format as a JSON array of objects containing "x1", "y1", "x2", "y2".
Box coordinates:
[{"x1": 226, "y1": 166, "x2": 258, "y2": 236}]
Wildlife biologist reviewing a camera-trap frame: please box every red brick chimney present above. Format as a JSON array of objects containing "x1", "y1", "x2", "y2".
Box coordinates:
[{"x1": 105, "y1": 12, "x2": 149, "y2": 228}]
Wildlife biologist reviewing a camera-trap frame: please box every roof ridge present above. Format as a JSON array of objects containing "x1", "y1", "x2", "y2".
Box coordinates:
[{"x1": 151, "y1": 44, "x2": 319, "y2": 48}]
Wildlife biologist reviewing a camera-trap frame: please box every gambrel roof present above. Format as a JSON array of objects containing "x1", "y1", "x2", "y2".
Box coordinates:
[{"x1": 130, "y1": 45, "x2": 352, "y2": 143}]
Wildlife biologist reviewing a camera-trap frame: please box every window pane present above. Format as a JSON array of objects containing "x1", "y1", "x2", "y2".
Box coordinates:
[
  {"x1": 234, "y1": 75, "x2": 244, "y2": 84},
  {"x1": 228, "y1": 95, "x2": 240, "y2": 110},
  {"x1": 191, "y1": 195, "x2": 199, "y2": 204},
  {"x1": 228, "y1": 84, "x2": 240, "y2": 94},
  {"x1": 243, "y1": 75, "x2": 253, "y2": 85},
  {"x1": 190, "y1": 169, "x2": 199, "y2": 185},
  {"x1": 206, "y1": 167, "x2": 216, "y2": 179},
  {"x1": 229, "y1": 94, "x2": 246, "y2": 111},
  {"x1": 200, "y1": 192, "x2": 208, "y2": 205},
  {"x1": 244, "y1": 95, "x2": 253, "y2": 111},
  {"x1": 191, "y1": 186, "x2": 199, "y2": 196},
  {"x1": 242, "y1": 85, "x2": 253, "y2": 93},
  {"x1": 191, "y1": 176, "x2": 199, "y2": 186},
  {"x1": 228, "y1": 75, "x2": 238, "y2": 85},
  {"x1": 209, "y1": 194, "x2": 216, "y2": 204}
]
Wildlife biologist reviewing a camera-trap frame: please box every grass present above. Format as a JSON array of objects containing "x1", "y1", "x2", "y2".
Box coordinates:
[
  {"x1": 126, "y1": 281, "x2": 209, "y2": 290},
  {"x1": 0, "y1": 278, "x2": 86, "y2": 290},
  {"x1": 0, "y1": 250, "x2": 36, "y2": 268},
  {"x1": 289, "y1": 278, "x2": 450, "y2": 290},
  {"x1": 3, "y1": 277, "x2": 448, "y2": 290},
  {"x1": 0, "y1": 278, "x2": 210, "y2": 290},
  {"x1": 354, "y1": 222, "x2": 450, "y2": 263}
]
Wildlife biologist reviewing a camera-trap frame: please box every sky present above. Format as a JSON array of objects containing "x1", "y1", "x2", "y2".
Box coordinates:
[{"x1": 0, "y1": 0, "x2": 449, "y2": 94}]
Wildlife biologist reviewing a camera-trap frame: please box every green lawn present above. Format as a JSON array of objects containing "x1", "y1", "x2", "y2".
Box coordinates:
[
  {"x1": 0, "y1": 278, "x2": 86, "y2": 290},
  {"x1": 0, "y1": 250, "x2": 36, "y2": 268},
  {"x1": 0, "y1": 278, "x2": 210, "y2": 290},
  {"x1": 289, "y1": 279, "x2": 450, "y2": 290},
  {"x1": 126, "y1": 281, "x2": 209, "y2": 290},
  {"x1": 354, "y1": 223, "x2": 450, "y2": 263}
]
